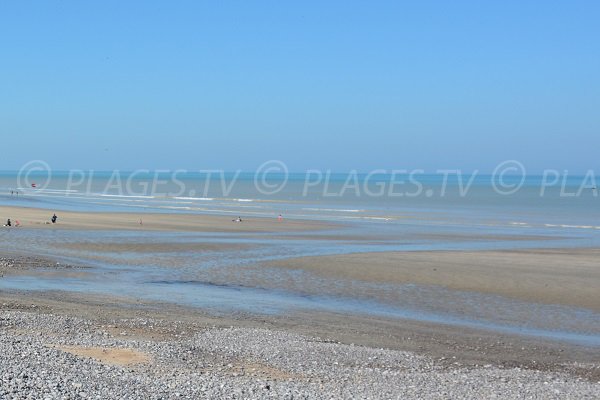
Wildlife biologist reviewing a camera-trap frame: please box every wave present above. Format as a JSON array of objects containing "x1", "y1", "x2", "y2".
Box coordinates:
[
  {"x1": 302, "y1": 208, "x2": 364, "y2": 213},
  {"x1": 174, "y1": 197, "x2": 214, "y2": 201},
  {"x1": 544, "y1": 223, "x2": 600, "y2": 230},
  {"x1": 559, "y1": 224, "x2": 598, "y2": 229},
  {"x1": 17, "y1": 188, "x2": 79, "y2": 193},
  {"x1": 100, "y1": 194, "x2": 155, "y2": 199}
]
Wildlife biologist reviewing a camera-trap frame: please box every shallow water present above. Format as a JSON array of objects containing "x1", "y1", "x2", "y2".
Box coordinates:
[
  {"x1": 1, "y1": 224, "x2": 599, "y2": 347},
  {"x1": 2, "y1": 172, "x2": 600, "y2": 346}
]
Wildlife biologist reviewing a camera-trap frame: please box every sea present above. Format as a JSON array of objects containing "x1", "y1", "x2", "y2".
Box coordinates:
[{"x1": 0, "y1": 170, "x2": 599, "y2": 346}]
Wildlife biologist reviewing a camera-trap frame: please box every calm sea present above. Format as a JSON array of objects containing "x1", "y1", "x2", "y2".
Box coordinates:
[
  {"x1": 1, "y1": 170, "x2": 600, "y2": 345},
  {"x1": 1, "y1": 170, "x2": 599, "y2": 230}
]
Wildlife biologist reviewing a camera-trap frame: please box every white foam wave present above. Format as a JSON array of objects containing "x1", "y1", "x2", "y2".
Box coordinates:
[
  {"x1": 303, "y1": 208, "x2": 364, "y2": 213},
  {"x1": 545, "y1": 223, "x2": 600, "y2": 230},
  {"x1": 100, "y1": 194, "x2": 155, "y2": 199},
  {"x1": 174, "y1": 197, "x2": 214, "y2": 201},
  {"x1": 16, "y1": 188, "x2": 79, "y2": 193}
]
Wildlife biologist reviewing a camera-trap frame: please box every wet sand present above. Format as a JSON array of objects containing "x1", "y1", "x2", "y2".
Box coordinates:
[
  {"x1": 60, "y1": 241, "x2": 252, "y2": 253},
  {"x1": 1, "y1": 248, "x2": 599, "y2": 388},
  {"x1": 1, "y1": 205, "x2": 599, "y2": 385},
  {"x1": 0, "y1": 205, "x2": 335, "y2": 233},
  {"x1": 269, "y1": 249, "x2": 600, "y2": 312}
]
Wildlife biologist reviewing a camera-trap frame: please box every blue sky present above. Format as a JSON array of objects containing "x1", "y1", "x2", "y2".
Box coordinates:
[{"x1": 1, "y1": 1, "x2": 598, "y2": 172}]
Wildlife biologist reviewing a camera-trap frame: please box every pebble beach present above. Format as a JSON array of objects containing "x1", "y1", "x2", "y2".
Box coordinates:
[{"x1": 2, "y1": 309, "x2": 599, "y2": 399}]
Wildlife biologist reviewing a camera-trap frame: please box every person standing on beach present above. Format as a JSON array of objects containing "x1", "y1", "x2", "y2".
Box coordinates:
[
  {"x1": 5, "y1": 219, "x2": 11, "y2": 227},
  {"x1": 51, "y1": 214, "x2": 57, "y2": 224}
]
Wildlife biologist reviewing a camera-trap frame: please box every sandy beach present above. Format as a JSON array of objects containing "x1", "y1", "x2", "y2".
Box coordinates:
[
  {"x1": 268, "y1": 249, "x2": 600, "y2": 311},
  {"x1": 1, "y1": 206, "x2": 599, "y2": 398},
  {"x1": 0, "y1": 205, "x2": 334, "y2": 233}
]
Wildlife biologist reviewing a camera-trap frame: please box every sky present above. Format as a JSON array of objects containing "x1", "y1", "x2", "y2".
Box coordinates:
[{"x1": 1, "y1": 1, "x2": 599, "y2": 172}]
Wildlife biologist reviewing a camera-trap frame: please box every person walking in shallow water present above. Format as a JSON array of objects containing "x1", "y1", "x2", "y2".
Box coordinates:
[{"x1": 5, "y1": 219, "x2": 11, "y2": 227}]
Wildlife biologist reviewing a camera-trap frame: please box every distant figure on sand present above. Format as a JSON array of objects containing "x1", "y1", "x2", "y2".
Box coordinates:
[
  {"x1": 51, "y1": 214, "x2": 57, "y2": 224},
  {"x1": 5, "y1": 219, "x2": 11, "y2": 227},
  {"x1": 232, "y1": 216, "x2": 242, "y2": 222},
  {"x1": 278, "y1": 214, "x2": 283, "y2": 222}
]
